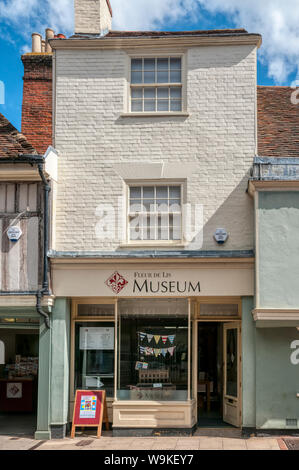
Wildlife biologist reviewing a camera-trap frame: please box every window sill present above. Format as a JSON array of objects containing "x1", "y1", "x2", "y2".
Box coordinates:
[
  {"x1": 119, "y1": 242, "x2": 187, "y2": 249},
  {"x1": 120, "y1": 112, "x2": 190, "y2": 118}
]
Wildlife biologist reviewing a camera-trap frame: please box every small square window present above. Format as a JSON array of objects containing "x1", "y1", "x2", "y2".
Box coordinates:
[{"x1": 128, "y1": 185, "x2": 182, "y2": 243}]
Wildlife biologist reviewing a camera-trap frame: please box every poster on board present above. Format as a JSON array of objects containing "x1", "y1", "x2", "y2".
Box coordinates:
[{"x1": 79, "y1": 327, "x2": 114, "y2": 350}]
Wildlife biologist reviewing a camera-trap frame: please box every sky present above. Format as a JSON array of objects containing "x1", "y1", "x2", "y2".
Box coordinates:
[{"x1": 0, "y1": 0, "x2": 298, "y2": 130}]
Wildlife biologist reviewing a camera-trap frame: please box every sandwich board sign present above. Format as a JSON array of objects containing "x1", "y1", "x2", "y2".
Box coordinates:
[{"x1": 71, "y1": 390, "x2": 109, "y2": 438}]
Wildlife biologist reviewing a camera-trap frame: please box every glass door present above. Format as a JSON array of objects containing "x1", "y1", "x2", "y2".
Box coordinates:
[{"x1": 223, "y1": 322, "x2": 241, "y2": 427}]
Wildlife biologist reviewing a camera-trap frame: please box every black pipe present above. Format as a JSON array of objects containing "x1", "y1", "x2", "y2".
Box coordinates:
[
  {"x1": 37, "y1": 163, "x2": 51, "y2": 328},
  {"x1": 36, "y1": 291, "x2": 50, "y2": 329}
]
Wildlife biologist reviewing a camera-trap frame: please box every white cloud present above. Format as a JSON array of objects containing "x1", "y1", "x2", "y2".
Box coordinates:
[
  {"x1": 195, "y1": 0, "x2": 299, "y2": 83},
  {"x1": 111, "y1": 0, "x2": 197, "y2": 30},
  {"x1": 0, "y1": 0, "x2": 298, "y2": 84}
]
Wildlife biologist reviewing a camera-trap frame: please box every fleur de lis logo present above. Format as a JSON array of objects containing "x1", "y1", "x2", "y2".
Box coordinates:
[{"x1": 105, "y1": 271, "x2": 128, "y2": 294}]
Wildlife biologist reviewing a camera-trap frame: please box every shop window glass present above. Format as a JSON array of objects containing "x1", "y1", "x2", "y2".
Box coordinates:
[
  {"x1": 225, "y1": 328, "x2": 238, "y2": 397},
  {"x1": 75, "y1": 322, "x2": 115, "y2": 398},
  {"x1": 77, "y1": 304, "x2": 115, "y2": 317},
  {"x1": 200, "y1": 304, "x2": 239, "y2": 317},
  {"x1": 117, "y1": 299, "x2": 189, "y2": 401},
  {"x1": 0, "y1": 340, "x2": 5, "y2": 365}
]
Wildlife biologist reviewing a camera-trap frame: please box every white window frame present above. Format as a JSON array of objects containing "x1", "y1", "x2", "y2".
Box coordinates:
[
  {"x1": 127, "y1": 54, "x2": 187, "y2": 115},
  {"x1": 125, "y1": 181, "x2": 185, "y2": 246}
]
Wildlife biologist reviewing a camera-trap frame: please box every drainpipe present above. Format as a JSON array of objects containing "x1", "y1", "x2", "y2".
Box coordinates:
[{"x1": 37, "y1": 163, "x2": 51, "y2": 329}]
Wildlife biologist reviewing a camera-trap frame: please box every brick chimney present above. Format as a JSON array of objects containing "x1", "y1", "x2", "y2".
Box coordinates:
[
  {"x1": 75, "y1": 0, "x2": 113, "y2": 35},
  {"x1": 21, "y1": 31, "x2": 53, "y2": 155}
]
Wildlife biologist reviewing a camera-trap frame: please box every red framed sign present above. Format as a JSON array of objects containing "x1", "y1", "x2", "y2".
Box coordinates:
[{"x1": 71, "y1": 390, "x2": 109, "y2": 438}]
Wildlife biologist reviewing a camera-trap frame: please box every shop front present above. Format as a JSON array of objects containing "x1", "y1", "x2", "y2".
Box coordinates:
[
  {"x1": 0, "y1": 311, "x2": 40, "y2": 436},
  {"x1": 51, "y1": 257, "x2": 254, "y2": 435}
]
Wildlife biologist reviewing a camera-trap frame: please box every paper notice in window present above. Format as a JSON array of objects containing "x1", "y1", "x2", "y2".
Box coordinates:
[{"x1": 79, "y1": 327, "x2": 114, "y2": 350}]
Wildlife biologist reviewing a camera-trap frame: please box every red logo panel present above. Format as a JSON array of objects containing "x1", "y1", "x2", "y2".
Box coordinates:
[{"x1": 105, "y1": 271, "x2": 128, "y2": 294}]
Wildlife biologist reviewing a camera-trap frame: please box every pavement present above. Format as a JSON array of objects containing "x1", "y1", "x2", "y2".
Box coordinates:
[{"x1": 0, "y1": 430, "x2": 291, "y2": 450}]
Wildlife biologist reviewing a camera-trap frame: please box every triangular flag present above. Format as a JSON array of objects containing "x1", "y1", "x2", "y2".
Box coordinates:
[
  {"x1": 168, "y1": 347, "x2": 175, "y2": 356},
  {"x1": 161, "y1": 336, "x2": 168, "y2": 344},
  {"x1": 139, "y1": 332, "x2": 146, "y2": 341},
  {"x1": 154, "y1": 335, "x2": 160, "y2": 344},
  {"x1": 168, "y1": 335, "x2": 175, "y2": 344},
  {"x1": 147, "y1": 334, "x2": 153, "y2": 343},
  {"x1": 154, "y1": 348, "x2": 161, "y2": 357},
  {"x1": 161, "y1": 349, "x2": 167, "y2": 357}
]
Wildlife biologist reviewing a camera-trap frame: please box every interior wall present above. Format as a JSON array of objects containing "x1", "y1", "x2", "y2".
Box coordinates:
[{"x1": 0, "y1": 329, "x2": 39, "y2": 364}]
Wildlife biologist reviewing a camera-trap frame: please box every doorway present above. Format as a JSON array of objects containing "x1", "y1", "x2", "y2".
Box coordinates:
[
  {"x1": 0, "y1": 324, "x2": 39, "y2": 437},
  {"x1": 197, "y1": 321, "x2": 241, "y2": 428}
]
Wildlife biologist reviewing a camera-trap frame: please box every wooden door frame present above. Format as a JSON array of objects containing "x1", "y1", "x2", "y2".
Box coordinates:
[{"x1": 195, "y1": 319, "x2": 242, "y2": 428}]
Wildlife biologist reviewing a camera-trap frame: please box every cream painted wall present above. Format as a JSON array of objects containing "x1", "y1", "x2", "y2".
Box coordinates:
[{"x1": 54, "y1": 44, "x2": 256, "y2": 252}]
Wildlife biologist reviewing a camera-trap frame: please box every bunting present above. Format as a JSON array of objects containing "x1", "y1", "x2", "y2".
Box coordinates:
[
  {"x1": 139, "y1": 345, "x2": 176, "y2": 357},
  {"x1": 154, "y1": 335, "x2": 160, "y2": 344},
  {"x1": 138, "y1": 332, "x2": 176, "y2": 345}
]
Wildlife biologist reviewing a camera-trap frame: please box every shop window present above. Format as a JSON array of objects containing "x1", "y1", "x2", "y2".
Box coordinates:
[
  {"x1": 117, "y1": 299, "x2": 189, "y2": 401},
  {"x1": 74, "y1": 322, "x2": 115, "y2": 398},
  {"x1": 0, "y1": 340, "x2": 5, "y2": 365}
]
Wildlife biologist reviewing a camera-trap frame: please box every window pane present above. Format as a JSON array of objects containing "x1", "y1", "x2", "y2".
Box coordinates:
[
  {"x1": 226, "y1": 329, "x2": 238, "y2": 397},
  {"x1": 157, "y1": 70, "x2": 169, "y2": 83},
  {"x1": 169, "y1": 186, "x2": 181, "y2": 198},
  {"x1": 144, "y1": 58, "x2": 155, "y2": 70},
  {"x1": 170, "y1": 87, "x2": 182, "y2": 98},
  {"x1": 129, "y1": 201, "x2": 142, "y2": 212},
  {"x1": 117, "y1": 299, "x2": 189, "y2": 401},
  {"x1": 131, "y1": 100, "x2": 143, "y2": 112},
  {"x1": 157, "y1": 100, "x2": 169, "y2": 112},
  {"x1": 158, "y1": 226, "x2": 169, "y2": 240},
  {"x1": 156, "y1": 200, "x2": 169, "y2": 212},
  {"x1": 144, "y1": 100, "x2": 155, "y2": 112},
  {"x1": 131, "y1": 88, "x2": 142, "y2": 99},
  {"x1": 131, "y1": 59, "x2": 142, "y2": 71},
  {"x1": 144, "y1": 71, "x2": 155, "y2": 83},
  {"x1": 170, "y1": 100, "x2": 182, "y2": 111},
  {"x1": 144, "y1": 88, "x2": 155, "y2": 99},
  {"x1": 170, "y1": 70, "x2": 181, "y2": 83},
  {"x1": 143, "y1": 187, "x2": 155, "y2": 199},
  {"x1": 156, "y1": 186, "x2": 168, "y2": 198},
  {"x1": 143, "y1": 200, "x2": 155, "y2": 211},
  {"x1": 157, "y1": 58, "x2": 169, "y2": 70},
  {"x1": 130, "y1": 187, "x2": 142, "y2": 198},
  {"x1": 77, "y1": 304, "x2": 115, "y2": 317},
  {"x1": 157, "y1": 87, "x2": 169, "y2": 99},
  {"x1": 170, "y1": 58, "x2": 181, "y2": 70},
  {"x1": 131, "y1": 71, "x2": 142, "y2": 84},
  {"x1": 171, "y1": 226, "x2": 182, "y2": 240},
  {"x1": 169, "y1": 199, "x2": 181, "y2": 210},
  {"x1": 75, "y1": 322, "x2": 115, "y2": 398}
]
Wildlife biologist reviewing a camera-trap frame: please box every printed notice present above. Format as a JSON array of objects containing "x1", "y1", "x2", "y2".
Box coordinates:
[
  {"x1": 79, "y1": 395, "x2": 97, "y2": 419},
  {"x1": 79, "y1": 327, "x2": 114, "y2": 350}
]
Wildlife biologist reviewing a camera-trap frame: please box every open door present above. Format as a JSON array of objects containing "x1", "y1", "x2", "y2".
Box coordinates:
[{"x1": 223, "y1": 322, "x2": 241, "y2": 427}]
